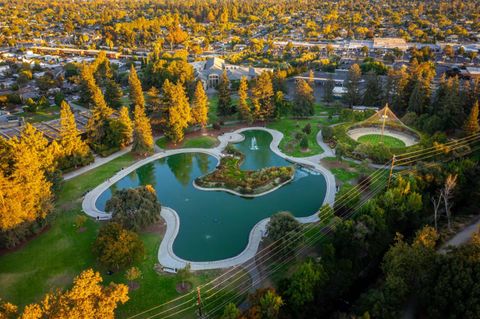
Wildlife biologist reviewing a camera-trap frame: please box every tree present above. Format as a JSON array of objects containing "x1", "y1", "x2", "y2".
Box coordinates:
[
  {"x1": 146, "y1": 86, "x2": 161, "y2": 115},
  {"x1": 105, "y1": 79, "x2": 123, "y2": 109},
  {"x1": 344, "y1": 64, "x2": 362, "y2": 106},
  {"x1": 441, "y1": 174, "x2": 457, "y2": 230},
  {"x1": 217, "y1": 70, "x2": 232, "y2": 116},
  {"x1": 266, "y1": 212, "x2": 302, "y2": 255},
  {"x1": 238, "y1": 76, "x2": 252, "y2": 122},
  {"x1": 105, "y1": 185, "x2": 161, "y2": 232},
  {"x1": 128, "y1": 65, "x2": 145, "y2": 110},
  {"x1": 252, "y1": 72, "x2": 275, "y2": 121},
  {"x1": 293, "y1": 79, "x2": 314, "y2": 117},
  {"x1": 323, "y1": 74, "x2": 335, "y2": 104},
  {"x1": 94, "y1": 222, "x2": 144, "y2": 270},
  {"x1": 125, "y1": 266, "x2": 142, "y2": 284},
  {"x1": 363, "y1": 71, "x2": 383, "y2": 107},
  {"x1": 221, "y1": 303, "x2": 241, "y2": 319},
  {"x1": 83, "y1": 65, "x2": 114, "y2": 151},
  {"x1": 191, "y1": 81, "x2": 209, "y2": 128},
  {"x1": 176, "y1": 263, "x2": 191, "y2": 290},
  {"x1": 163, "y1": 80, "x2": 191, "y2": 143},
  {"x1": 114, "y1": 106, "x2": 133, "y2": 148},
  {"x1": 132, "y1": 104, "x2": 154, "y2": 155},
  {"x1": 8, "y1": 269, "x2": 128, "y2": 318},
  {"x1": 259, "y1": 289, "x2": 284, "y2": 319},
  {"x1": 0, "y1": 124, "x2": 54, "y2": 245},
  {"x1": 464, "y1": 101, "x2": 479, "y2": 135},
  {"x1": 58, "y1": 101, "x2": 93, "y2": 170},
  {"x1": 284, "y1": 260, "x2": 328, "y2": 309}
]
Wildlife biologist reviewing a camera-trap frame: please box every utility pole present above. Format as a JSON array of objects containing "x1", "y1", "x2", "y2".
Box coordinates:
[
  {"x1": 196, "y1": 287, "x2": 204, "y2": 318},
  {"x1": 387, "y1": 154, "x2": 396, "y2": 188},
  {"x1": 381, "y1": 104, "x2": 389, "y2": 143}
]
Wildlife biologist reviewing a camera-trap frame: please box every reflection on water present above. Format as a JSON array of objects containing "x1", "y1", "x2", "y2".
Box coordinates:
[{"x1": 96, "y1": 130, "x2": 327, "y2": 262}]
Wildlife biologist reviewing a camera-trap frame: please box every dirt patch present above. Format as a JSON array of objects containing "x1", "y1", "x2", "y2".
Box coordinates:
[
  {"x1": 47, "y1": 272, "x2": 74, "y2": 290},
  {"x1": 143, "y1": 221, "x2": 166, "y2": 236},
  {"x1": 128, "y1": 281, "x2": 140, "y2": 291},
  {"x1": 321, "y1": 159, "x2": 350, "y2": 170},
  {"x1": 176, "y1": 281, "x2": 193, "y2": 294},
  {"x1": 77, "y1": 227, "x2": 87, "y2": 233}
]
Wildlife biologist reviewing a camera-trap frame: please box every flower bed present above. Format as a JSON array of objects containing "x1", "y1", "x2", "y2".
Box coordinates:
[{"x1": 195, "y1": 146, "x2": 295, "y2": 195}]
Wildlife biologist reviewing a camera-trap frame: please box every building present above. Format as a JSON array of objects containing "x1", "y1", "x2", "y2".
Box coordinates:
[
  {"x1": 190, "y1": 57, "x2": 272, "y2": 90},
  {"x1": 373, "y1": 37, "x2": 408, "y2": 51}
]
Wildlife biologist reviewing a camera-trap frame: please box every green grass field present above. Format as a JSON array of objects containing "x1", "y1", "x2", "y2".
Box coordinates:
[
  {"x1": 267, "y1": 118, "x2": 327, "y2": 157},
  {"x1": 357, "y1": 134, "x2": 406, "y2": 148},
  {"x1": 156, "y1": 135, "x2": 218, "y2": 149},
  {"x1": 0, "y1": 152, "x2": 222, "y2": 318},
  {"x1": 16, "y1": 105, "x2": 60, "y2": 123}
]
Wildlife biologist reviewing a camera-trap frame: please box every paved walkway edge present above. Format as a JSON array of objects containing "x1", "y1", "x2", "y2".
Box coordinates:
[{"x1": 82, "y1": 127, "x2": 336, "y2": 271}]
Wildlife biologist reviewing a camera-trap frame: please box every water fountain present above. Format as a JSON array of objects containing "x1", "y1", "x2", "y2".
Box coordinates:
[{"x1": 250, "y1": 137, "x2": 259, "y2": 150}]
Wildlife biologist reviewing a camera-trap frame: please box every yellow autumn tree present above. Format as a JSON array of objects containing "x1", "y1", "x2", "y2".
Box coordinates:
[
  {"x1": 58, "y1": 101, "x2": 93, "y2": 169},
  {"x1": 191, "y1": 81, "x2": 209, "y2": 128},
  {"x1": 82, "y1": 65, "x2": 114, "y2": 150},
  {"x1": 7, "y1": 269, "x2": 129, "y2": 319},
  {"x1": 0, "y1": 124, "x2": 53, "y2": 232},
  {"x1": 238, "y1": 76, "x2": 252, "y2": 123},
  {"x1": 162, "y1": 79, "x2": 191, "y2": 143},
  {"x1": 464, "y1": 101, "x2": 479, "y2": 135},
  {"x1": 132, "y1": 104, "x2": 154, "y2": 155},
  {"x1": 115, "y1": 106, "x2": 133, "y2": 148},
  {"x1": 128, "y1": 65, "x2": 145, "y2": 110}
]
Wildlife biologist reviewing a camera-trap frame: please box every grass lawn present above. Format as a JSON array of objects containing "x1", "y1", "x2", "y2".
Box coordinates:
[
  {"x1": 267, "y1": 118, "x2": 332, "y2": 157},
  {"x1": 15, "y1": 105, "x2": 60, "y2": 123},
  {"x1": 208, "y1": 94, "x2": 239, "y2": 124},
  {"x1": 0, "y1": 152, "x2": 221, "y2": 318},
  {"x1": 357, "y1": 134, "x2": 406, "y2": 148},
  {"x1": 156, "y1": 135, "x2": 219, "y2": 149}
]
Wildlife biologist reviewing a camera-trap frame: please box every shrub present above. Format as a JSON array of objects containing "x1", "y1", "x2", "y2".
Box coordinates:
[
  {"x1": 213, "y1": 122, "x2": 221, "y2": 130},
  {"x1": 300, "y1": 135, "x2": 309, "y2": 149},
  {"x1": 322, "y1": 126, "x2": 334, "y2": 141},
  {"x1": 302, "y1": 123, "x2": 312, "y2": 135}
]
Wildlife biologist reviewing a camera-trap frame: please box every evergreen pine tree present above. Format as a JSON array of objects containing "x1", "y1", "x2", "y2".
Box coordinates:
[
  {"x1": 293, "y1": 79, "x2": 315, "y2": 117},
  {"x1": 363, "y1": 71, "x2": 383, "y2": 107},
  {"x1": 129, "y1": 65, "x2": 145, "y2": 110},
  {"x1": 252, "y1": 71, "x2": 275, "y2": 121},
  {"x1": 217, "y1": 70, "x2": 232, "y2": 116},
  {"x1": 163, "y1": 80, "x2": 191, "y2": 143},
  {"x1": 323, "y1": 74, "x2": 335, "y2": 104},
  {"x1": 59, "y1": 101, "x2": 93, "y2": 169},
  {"x1": 83, "y1": 65, "x2": 114, "y2": 150},
  {"x1": 464, "y1": 101, "x2": 480, "y2": 135},
  {"x1": 104, "y1": 79, "x2": 123, "y2": 109},
  {"x1": 191, "y1": 81, "x2": 209, "y2": 128},
  {"x1": 115, "y1": 106, "x2": 133, "y2": 148},
  {"x1": 344, "y1": 64, "x2": 362, "y2": 106},
  {"x1": 146, "y1": 86, "x2": 161, "y2": 115},
  {"x1": 238, "y1": 76, "x2": 252, "y2": 122},
  {"x1": 132, "y1": 104, "x2": 154, "y2": 155}
]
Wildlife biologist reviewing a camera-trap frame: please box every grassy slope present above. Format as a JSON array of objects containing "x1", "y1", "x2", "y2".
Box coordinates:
[
  {"x1": 0, "y1": 152, "x2": 218, "y2": 318},
  {"x1": 357, "y1": 134, "x2": 406, "y2": 148},
  {"x1": 156, "y1": 135, "x2": 218, "y2": 149},
  {"x1": 267, "y1": 117, "x2": 335, "y2": 157}
]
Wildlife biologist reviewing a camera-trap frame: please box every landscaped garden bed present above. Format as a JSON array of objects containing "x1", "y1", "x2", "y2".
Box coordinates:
[{"x1": 195, "y1": 145, "x2": 295, "y2": 195}]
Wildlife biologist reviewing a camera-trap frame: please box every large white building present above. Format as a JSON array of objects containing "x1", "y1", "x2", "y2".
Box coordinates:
[{"x1": 190, "y1": 57, "x2": 272, "y2": 90}]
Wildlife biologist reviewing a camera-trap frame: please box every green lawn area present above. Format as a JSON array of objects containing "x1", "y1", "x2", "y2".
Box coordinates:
[
  {"x1": 0, "y1": 152, "x2": 221, "y2": 318},
  {"x1": 267, "y1": 118, "x2": 332, "y2": 157},
  {"x1": 207, "y1": 94, "x2": 238, "y2": 124},
  {"x1": 357, "y1": 134, "x2": 406, "y2": 148},
  {"x1": 15, "y1": 105, "x2": 60, "y2": 123},
  {"x1": 156, "y1": 135, "x2": 219, "y2": 149}
]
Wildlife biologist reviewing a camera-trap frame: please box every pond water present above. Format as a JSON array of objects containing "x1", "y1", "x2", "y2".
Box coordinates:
[{"x1": 96, "y1": 130, "x2": 327, "y2": 262}]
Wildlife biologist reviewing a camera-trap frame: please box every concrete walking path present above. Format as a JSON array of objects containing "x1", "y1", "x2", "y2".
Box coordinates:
[
  {"x1": 81, "y1": 127, "x2": 336, "y2": 271},
  {"x1": 64, "y1": 146, "x2": 132, "y2": 181}
]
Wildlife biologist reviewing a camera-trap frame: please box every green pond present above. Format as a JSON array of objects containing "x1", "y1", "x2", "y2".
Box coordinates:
[{"x1": 96, "y1": 130, "x2": 327, "y2": 261}]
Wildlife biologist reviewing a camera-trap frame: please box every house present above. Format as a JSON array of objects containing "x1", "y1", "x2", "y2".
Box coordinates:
[{"x1": 191, "y1": 57, "x2": 272, "y2": 90}]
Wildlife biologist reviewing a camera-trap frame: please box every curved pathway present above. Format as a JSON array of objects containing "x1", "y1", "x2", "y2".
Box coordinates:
[{"x1": 82, "y1": 127, "x2": 336, "y2": 270}]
